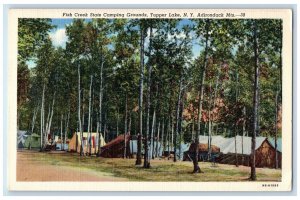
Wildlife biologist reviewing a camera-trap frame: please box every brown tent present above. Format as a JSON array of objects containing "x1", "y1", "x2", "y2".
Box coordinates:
[
  {"x1": 189, "y1": 143, "x2": 220, "y2": 153},
  {"x1": 183, "y1": 143, "x2": 220, "y2": 161},
  {"x1": 100, "y1": 134, "x2": 131, "y2": 158}
]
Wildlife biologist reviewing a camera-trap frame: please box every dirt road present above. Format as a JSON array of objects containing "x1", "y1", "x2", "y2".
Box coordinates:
[{"x1": 17, "y1": 151, "x2": 128, "y2": 182}]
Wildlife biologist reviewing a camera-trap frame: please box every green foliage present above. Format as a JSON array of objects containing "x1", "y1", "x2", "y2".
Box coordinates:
[
  {"x1": 18, "y1": 18, "x2": 54, "y2": 62},
  {"x1": 17, "y1": 18, "x2": 282, "y2": 141}
]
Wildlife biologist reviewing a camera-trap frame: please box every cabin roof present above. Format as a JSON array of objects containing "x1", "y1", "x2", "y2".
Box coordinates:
[{"x1": 268, "y1": 137, "x2": 282, "y2": 152}]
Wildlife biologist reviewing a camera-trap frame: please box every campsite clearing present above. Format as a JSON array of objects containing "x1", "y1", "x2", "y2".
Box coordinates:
[{"x1": 17, "y1": 150, "x2": 281, "y2": 182}]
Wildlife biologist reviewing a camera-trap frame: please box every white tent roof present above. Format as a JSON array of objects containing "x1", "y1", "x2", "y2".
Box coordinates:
[
  {"x1": 199, "y1": 135, "x2": 267, "y2": 155},
  {"x1": 17, "y1": 130, "x2": 27, "y2": 137}
]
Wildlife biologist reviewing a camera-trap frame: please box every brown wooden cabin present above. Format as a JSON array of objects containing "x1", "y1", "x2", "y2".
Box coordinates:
[{"x1": 255, "y1": 139, "x2": 282, "y2": 168}]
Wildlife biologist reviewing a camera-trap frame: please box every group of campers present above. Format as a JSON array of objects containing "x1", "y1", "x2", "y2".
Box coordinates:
[{"x1": 17, "y1": 130, "x2": 282, "y2": 168}]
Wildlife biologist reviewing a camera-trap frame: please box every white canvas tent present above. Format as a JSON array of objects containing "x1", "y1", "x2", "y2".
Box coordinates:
[
  {"x1": 17, "y1": 130, "x2": 28, "y2": 148},
  {"x1": 199, "y1": 135, "x2": 267, "y2": 155},
  {"x1": 129, "y1": 140, "x2": 138, "y2": 154},
  {"x1": 164, "y1": 142, "x2": 191, "y2": 160},
  {"x1": 149, "y1": 141, "x2": 163, "y2": 158},
  {"x1": 56, "y1": 143, "x2": 69, "y2": 150},
  {"x1": 69, "y1": 132, "x2": 106, "y2": 153}
]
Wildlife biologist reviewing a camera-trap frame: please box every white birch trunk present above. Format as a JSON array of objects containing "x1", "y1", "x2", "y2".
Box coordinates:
[
  {"x1": 30, "y1": 104, "x2": 39, "y2": 149},
  {"x1": 96, "y1": 122, "x2": 99, "y2": 154},
  {"x1": 242, "y1": 106, "x2": 246, "y2": 164},
  {"x1": 43, "y1": 105, "x2": 50, "y2": 147},
  {"x1": 156, "y1": 121, "x2": 160, "y2": 158},
  {"x1": 64, "y1": 105, "x2": 70, "y2": 151},
  {"x1": 77, "y1": 64, "x2": 83, "y2": 156},
  {"x1": 82, "y1": 104, "x2": 85, "y2": 154},
  {"x1": 31, "y1": 104, "x2": 39, "y2": 134},
  {"x1": 208, "y1": 82, "x2": 213, "y2": 160},
  {"x1": 40, "y1": 83, "x2": 45, "y2": 150},
  {"x1": 46, "y1": 93, "x2": 56, "y2": 147},
  {"x1": 150, "y1": 110, "x2": 156, "y2": 160},
  {"x1": 45, "y1": 105, "x2": 50, "y2": 134},
  {"x1": 88, "y1": 75, "x2": 93, "y2": 155},
  {"x1": 161, "y1": 118, "x2": 165, "y2": 154},
  {"x1": 103, "y1": 113, "x2": 107, "y2": 143},
  {"x1": 97, "y1": 60, "x2": 104, "y2": 156},
  {"x1": 167, "y1": 117, "x2": 171, "y2": 157},
  {"x1": 60, "y1": 114, "x2": 63, "y2": 150},
  {"x1": 174, "y1": 78, "x2": 183, "y2": 162},
  {"x1": 124, "y1": 95, "x2": 128, "y2": 159},
  {"x1": 235, "y1": 71, "x2": 239, "y2": 167}
]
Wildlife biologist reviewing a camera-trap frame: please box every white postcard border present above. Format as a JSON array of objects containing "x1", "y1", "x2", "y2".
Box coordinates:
[{"x1": 7, "y1": 8, "x2": 293, "y2": 191}]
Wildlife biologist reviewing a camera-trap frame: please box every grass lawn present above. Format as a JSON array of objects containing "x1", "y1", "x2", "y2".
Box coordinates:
[{"x1": 18, "y1": 150, "x2": 281, "y2": 182}]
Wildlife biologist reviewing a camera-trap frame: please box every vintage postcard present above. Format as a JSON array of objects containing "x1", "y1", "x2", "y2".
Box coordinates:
[{"x1": 8, "y1": 8, "x2": 292, "y2": 191}]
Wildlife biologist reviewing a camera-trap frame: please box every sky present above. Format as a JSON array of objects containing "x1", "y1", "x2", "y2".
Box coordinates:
[{"x1": 27, "y1": 18, "x2": 202, "y2": 69}]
